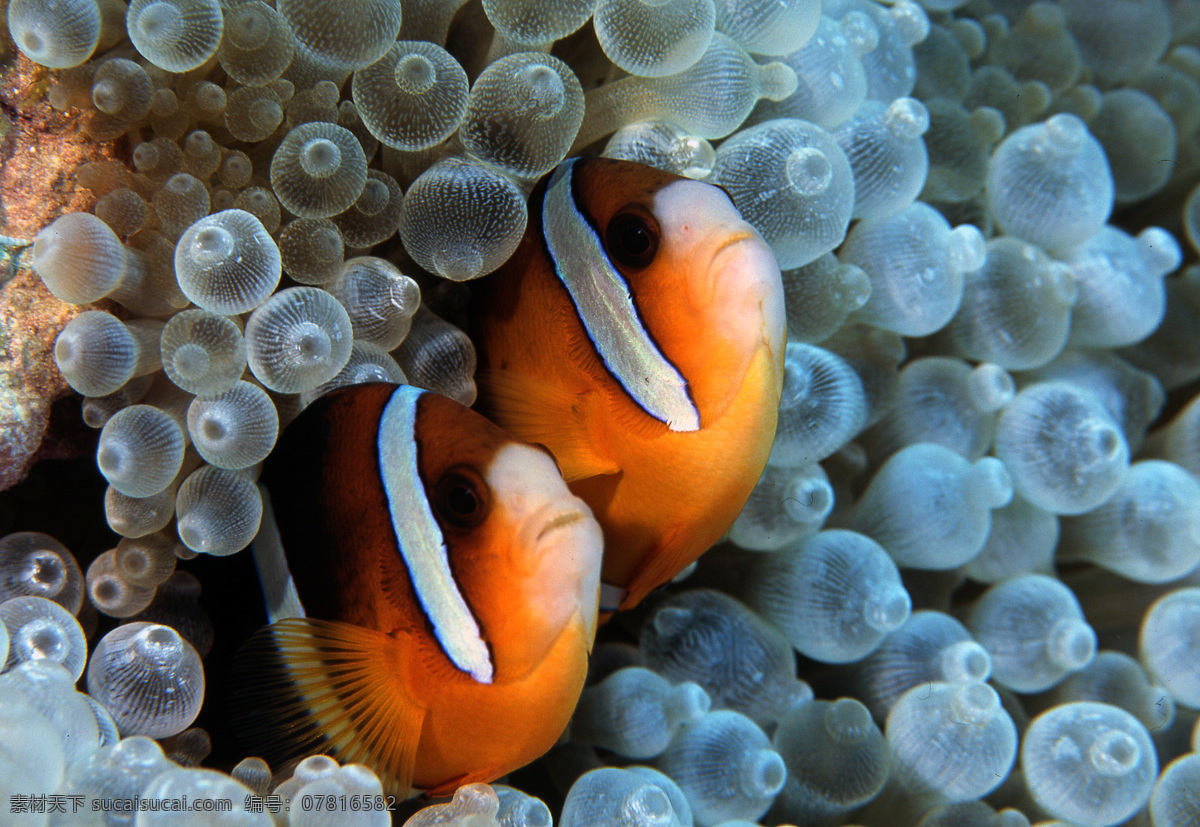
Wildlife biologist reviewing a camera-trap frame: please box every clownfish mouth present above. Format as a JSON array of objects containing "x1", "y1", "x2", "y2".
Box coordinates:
[
  {"x1": 710, "y1": 230, "x2": 762, "y2": 262},
  {"x1": 710, "y1": 229, "x2": 778, "y2": 286},
  {"x1": 522, "y1": 495, "x2": 605, "y2": 636},
  {"x1": 708, "y1": 228, "x2": 785, "y2": 339},
  {"x1": 691, "y1": 229, "x2": 758, "y2": 283},
  {"x1": 533, "y1": 502, "x2": 591, "y2": 545},
  {"x1": 524, "y1": 495, "x2": 604, "y2": 571},
  {"x1": 688, "y1": 227, "x2": 778, "y2": 307}
]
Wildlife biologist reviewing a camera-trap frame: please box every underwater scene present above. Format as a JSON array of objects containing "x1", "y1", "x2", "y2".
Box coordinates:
[{"x1": 2, "y1": 0, "x2": 1200, "y2": 824}]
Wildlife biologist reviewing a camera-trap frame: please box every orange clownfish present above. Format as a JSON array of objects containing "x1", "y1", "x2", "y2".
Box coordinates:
[
  {"x1": 232, "y1": 382, "x2": 603, "y2": 797},
  {"x1": 471, "y1": 157, "x2": 786, "y2": 613}
]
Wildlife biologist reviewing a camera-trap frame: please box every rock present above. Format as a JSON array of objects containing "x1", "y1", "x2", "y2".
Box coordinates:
[{"x1": 0, "y1": 53, "x2": 122, "y2": 490}]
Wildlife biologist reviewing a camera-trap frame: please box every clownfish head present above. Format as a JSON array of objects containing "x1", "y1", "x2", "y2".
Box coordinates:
[
  {"x1": 542, "y1": 158, "x2": 786, "y2": 429},
  {"x1": 403, "y1": 391, "x2": 603, "y2": 680}
]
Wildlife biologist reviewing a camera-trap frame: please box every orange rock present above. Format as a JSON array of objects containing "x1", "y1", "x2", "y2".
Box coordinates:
[{"x1": 0, "y1": 53, "x2": 124, "y2": 490}]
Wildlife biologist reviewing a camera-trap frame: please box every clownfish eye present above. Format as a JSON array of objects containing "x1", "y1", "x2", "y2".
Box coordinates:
[
  {"x1": 605, "y1": 210, "x2": 659, "y2": 269},
  {"x1": 432, "y1": 468, "x2": 489, "y2": 530}
]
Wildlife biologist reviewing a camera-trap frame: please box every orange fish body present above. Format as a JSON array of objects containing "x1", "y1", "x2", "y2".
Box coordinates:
[
  {"x1": 472, "y1": 158, "x2": 786, "y2": 611},
  {"x1": 236, "y1": 383, "x2": 602, "y2": 796}
]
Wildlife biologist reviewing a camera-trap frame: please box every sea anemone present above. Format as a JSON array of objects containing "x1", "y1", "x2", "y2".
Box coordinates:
[{"x1": 4, "y1": 0, "x2": 1200, "y2": 824}]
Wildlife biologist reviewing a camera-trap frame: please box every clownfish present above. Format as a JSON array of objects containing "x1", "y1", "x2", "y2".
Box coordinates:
[
  {"x1": 231, "y1": 382, "x2": 603, "y2": 797},
  {"x1": 471, "y1": 157, "x2": 786, "y2": 612}
]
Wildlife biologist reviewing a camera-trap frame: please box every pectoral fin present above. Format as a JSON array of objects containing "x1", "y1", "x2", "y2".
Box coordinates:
[
  {"x1": 476, "y1": 368, "x2": 621, "y2": 482},
  {"x1": 620, "y1": 524, "x2": 697, "y2": 611},
  {"x1": 231, "y1": 618, "x2": 427, "y2": 798}
]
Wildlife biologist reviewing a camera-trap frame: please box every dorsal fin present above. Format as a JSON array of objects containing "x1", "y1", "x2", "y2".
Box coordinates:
[{"x1": 251, "y1": 484, "x2": 305, "y2": 623}]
